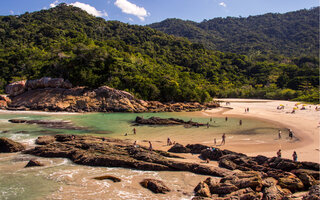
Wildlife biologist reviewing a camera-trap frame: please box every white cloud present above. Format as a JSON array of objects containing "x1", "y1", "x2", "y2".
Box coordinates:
[
  {"x1": 219, "y1": 2, "x2": 227, "y2": 7},
  {"x1": 50, "y1": 0, "x2": 59, "y2": 8},
  {"x1": 114, "y1": 0, "x2": 149, "y2": 21},
  {"x1": 49, "y1": 1, "x2": 107, "y2": 17},
  {"x1": 128, "y1": 17, "x2": 134, "y2": 22},
  {"x1": 69, "y1": 2, "x2": 108, "y2": 17},
  {"x1": 9, "y1": 10, "x2": 14, "y2": 15}
]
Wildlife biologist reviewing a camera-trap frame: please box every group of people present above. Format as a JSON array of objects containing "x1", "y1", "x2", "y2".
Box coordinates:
[
  {"x1": 278, "y1": 129, "x2": 294, "y2": 139},
  {"x1": 244, "y1": 107, "x2": 249, "y2": 113},
  {"x1": 277, "y1": 149, "x2": 298, "y2": 162}
]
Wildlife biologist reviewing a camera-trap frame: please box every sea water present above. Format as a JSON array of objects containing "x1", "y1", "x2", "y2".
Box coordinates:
[{"x1": 0, "y1": 111, "x2": 286, "y2": 199}]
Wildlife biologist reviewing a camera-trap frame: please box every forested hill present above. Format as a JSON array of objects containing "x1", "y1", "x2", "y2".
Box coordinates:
[
  {"x1": 0, "y1": 4, "x2": 318, "y2": 103},
  {"x1": 149, "y1": 7, "x2": 319, "y2": 57}
]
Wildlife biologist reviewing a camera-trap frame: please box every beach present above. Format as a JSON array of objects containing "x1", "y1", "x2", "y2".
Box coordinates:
[{"x1": 159, "y1": 99, "x2": 319, "y2": 163}]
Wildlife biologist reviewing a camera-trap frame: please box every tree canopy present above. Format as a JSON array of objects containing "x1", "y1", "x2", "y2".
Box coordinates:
[{"x1": 0, "y1": 4, "x2": 318, "y2": 103}]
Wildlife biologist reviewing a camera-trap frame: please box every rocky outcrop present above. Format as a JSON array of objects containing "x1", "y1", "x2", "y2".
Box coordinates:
[
  {"x1": 8, "y1": 119, "x2": 87, "y2": 130},
  {"x1": 24, "y1": 135, "x2": 230, "y2": 177},
  {"x1": 303, "y1": 185, "x2": 320, "y2": 200},
  {"x1": 93, "y1": 175, "x2": 121, "y2": 182},
  {"x1": 5, "y1": 78, "x2": 219, "y2": 112},
  {"x1": 0, "y1": 95, "x2": 11, "y2": 109},
  {"x1": 135, "y1": 116, "x2": 205, "y2": 126},
  {"x1": 5, "y1": 77, "x2": 72, "y2": 97},
  {"x1": 35, "y1": 136, "x2": 56, "y2": 145},
  {"x1": 25, "y1": 159, "x2": 44, "y2": 167},
  {"x1": 140, "y1": 179, "x2": 171, "y2": 194},
  {"x1": 0, "y1": 137, "x2": 25, "y2": 153},
  {"x1": 168, "y1": 143, "x2": 191, "y2": 153},
  {"x1": 191, "y1": 145, "x2": 320, "y2": 200},
  {"x1": 5, "y1": 80, "x2": 26, "y2": 97}
]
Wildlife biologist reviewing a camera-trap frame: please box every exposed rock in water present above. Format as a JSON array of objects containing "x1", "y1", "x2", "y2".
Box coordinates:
[
  {"x1": 8, "y1": 119, "x2": 87, "y2": 130},
  {"x1": 135, "y1": 116, "x2": 205, "y2": 126},
  {"x1": 25, "y1": 159, "x2": 44, "y2": 168},
  {"x1": 0, "y1": 137, "x2": 25, "y2": 153},
  {"x1": 93, "y1": 175, "x2": 121, "y2": 182},
  {"x1": 140, "y1": 179, "x2": 171, "y2": 194},
  {"x1": 5, "y1": 78, "x2": 219, "y2": 112},
  {"x1": 24, "y1": 135, "x2": 230, "y2": 177}
]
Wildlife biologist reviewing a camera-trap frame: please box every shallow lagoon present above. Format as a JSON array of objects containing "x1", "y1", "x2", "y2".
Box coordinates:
[{"x1": 0, "y1": 111, "x2": 287, "y2": 199}]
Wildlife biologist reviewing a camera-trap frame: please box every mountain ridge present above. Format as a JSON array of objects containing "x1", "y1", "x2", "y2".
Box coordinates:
[
  {"x1": 0, "y1": 4, "x2": 318, "y2": 103},
  {"x1": 148, "y1": 7, "x2": 319, "y2": 57}
]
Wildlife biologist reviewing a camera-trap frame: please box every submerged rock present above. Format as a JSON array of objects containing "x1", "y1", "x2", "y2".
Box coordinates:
[
  {"x1": 0, "y1": 137, "x2": 25, "y2": 153},
  {"x1": 8, "y1": 119, "x2": 87, "y2": 130},
  {"x1": 25, "y1": 159, "x2": 44, "y2": 167},
  {"x1": 140, "y1": 179, "x2": 171, "y2": 194},
  {"x1": 93, "y1": 175, "x2": 121, "y2": 182}
]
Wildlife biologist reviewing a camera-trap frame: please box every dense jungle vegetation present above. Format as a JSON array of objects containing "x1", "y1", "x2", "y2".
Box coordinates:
[
  {"x1": 149, "y1": 7, "x2": 319, "y2": 57},
  {"x1": 0, "y1": 4, "x2": 318, "y2": 103}
]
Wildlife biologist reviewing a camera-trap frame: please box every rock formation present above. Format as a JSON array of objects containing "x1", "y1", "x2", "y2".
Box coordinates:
[
  {"x1": 24, "y1": 159, "x2": 44, "y2": 167},
  {"x1": 8, "y1": 119, "x2": 88, "y2": 130},
  {"x1": 135, "y1": 116, "x2": 205, "y2": 126},
  {"x1": 140, "y1": 179, "x2": 171, "y2": 194},
  {"x1": 93, "y1": 175, "x2": 121, "y2": 182},
  {"x1": 3, "y1": 78, "x2": 219, "y2": 112},
  {"x1": 24, "y1": 135, "x2": 230, "y2": 177},
  {"x1": 0, "y1": 137, "x2": 25, "y2": 153}
]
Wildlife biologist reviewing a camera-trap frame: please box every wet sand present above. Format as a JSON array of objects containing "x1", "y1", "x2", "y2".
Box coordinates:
[{"x1": 148, "y1": 99, "x2": 319, "y2": 163}]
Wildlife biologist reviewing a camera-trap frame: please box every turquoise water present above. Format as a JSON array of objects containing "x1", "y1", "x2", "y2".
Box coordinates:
[
  {"x1": 0, "y1": 111, "x2": 287, "y2": 199},
  {"x1": 0, "y1": 111, "x2": 286, "y2": 145}
]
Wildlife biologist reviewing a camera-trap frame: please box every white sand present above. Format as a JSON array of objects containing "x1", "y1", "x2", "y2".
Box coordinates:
[{"x1": 205, "y1": 99, "x2": 320, "y2": 163}]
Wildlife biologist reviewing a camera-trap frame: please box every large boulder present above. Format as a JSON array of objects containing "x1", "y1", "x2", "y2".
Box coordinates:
[
  {"x1": 140, "y1": 179, "x2": 170, "y2": 194},
  {"x1": 186, "y1": 144, "x2": 210, "y2": 154},
  {"x1": 5, "y1": 80, "x2": 26, "y2": 97},
  {"x1": 168, "y1": 143, "x2": 191, "y2": 153},
  {"x1": 219, "y1": 158, "x2": 237, "y2": 170},
  {"x1": 0, "y1": 137, "x2": 25, "y2": 152},
  {"x1": 35, "y1": 136, "x2": 56, "y2": 145},
  {"x1": 278, "y1": 174, "x2": 305, "y2": 193},
  {"x1": 201, "y1": 148, "x2": 224, "y2": 161},
  {"x1": 194, "y1": 181, "x2": 211, "y2": 197}
]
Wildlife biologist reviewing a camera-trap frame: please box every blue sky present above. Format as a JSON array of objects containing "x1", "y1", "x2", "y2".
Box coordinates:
[{"x1": 0, "y1": 0, "x2": 318, "y2": 25}]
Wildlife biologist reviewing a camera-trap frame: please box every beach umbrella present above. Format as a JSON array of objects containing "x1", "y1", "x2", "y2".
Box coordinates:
[
  {"x1": 280, "y1": 104, "x2": 284, "y2": 106},
  {"x1": 293, "y1": 107, "x2": 298, "y2": 110}
]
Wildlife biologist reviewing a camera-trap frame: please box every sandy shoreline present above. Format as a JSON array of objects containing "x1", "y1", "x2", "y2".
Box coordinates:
[
  {"x1": 1, "y1": 99, "x2": 319, "y2": 163},
  {"x1": 205, "y1": 99, "x2": 319, "y2": 163},
  {"x1": 148, "y1": 99, "x2": 319, "y2": 163}
]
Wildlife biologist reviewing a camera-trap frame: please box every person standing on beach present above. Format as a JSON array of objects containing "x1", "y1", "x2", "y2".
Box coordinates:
[
  {"x1": 277, "y1": 149, "x2": 281, "y2": 158},
  {"x1": 292, "y1": 151, "x2": 297, "y2": 162},
  {"x1": 225, "y1": 117, "x2": 228, "y2": 122},
  {"x1": 289, "y1": 129, "x2": 293, "y2": 139},
  {"x1": 148, "y1": 141, "x2": 153, "y2": 151},
  {"x1": 214, "y1": 138, "x2": 216, "y2": 146},
  {"x1": 247, "y1": 108, "x2": 249, "y2": 112},
  {"x1": 278, "y1": 130, "x2": 282, "y2": 139},
  {"x1": 133, "y1": 128, "x2": 136, "y2": 135},
  {"x1": 239, "y1": 120, "x2": 242, "y2": 126},
  {"x1": 207, "y1": 122, "x2": 209, "y2": 128},
  {"x1": 210, "y1": 117, "x2": 212, "y2": 122},
  {"x1": 221, "y1": 133, "x2": 226, "y2": 145},
  {"x1": 167, "y1": 137, "x2": 172, "y2": 146}
]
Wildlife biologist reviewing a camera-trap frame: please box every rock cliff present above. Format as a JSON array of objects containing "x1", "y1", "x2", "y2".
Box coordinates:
[{"x1": 4, "y1": 78, "x2": 219, "y2": 112}]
